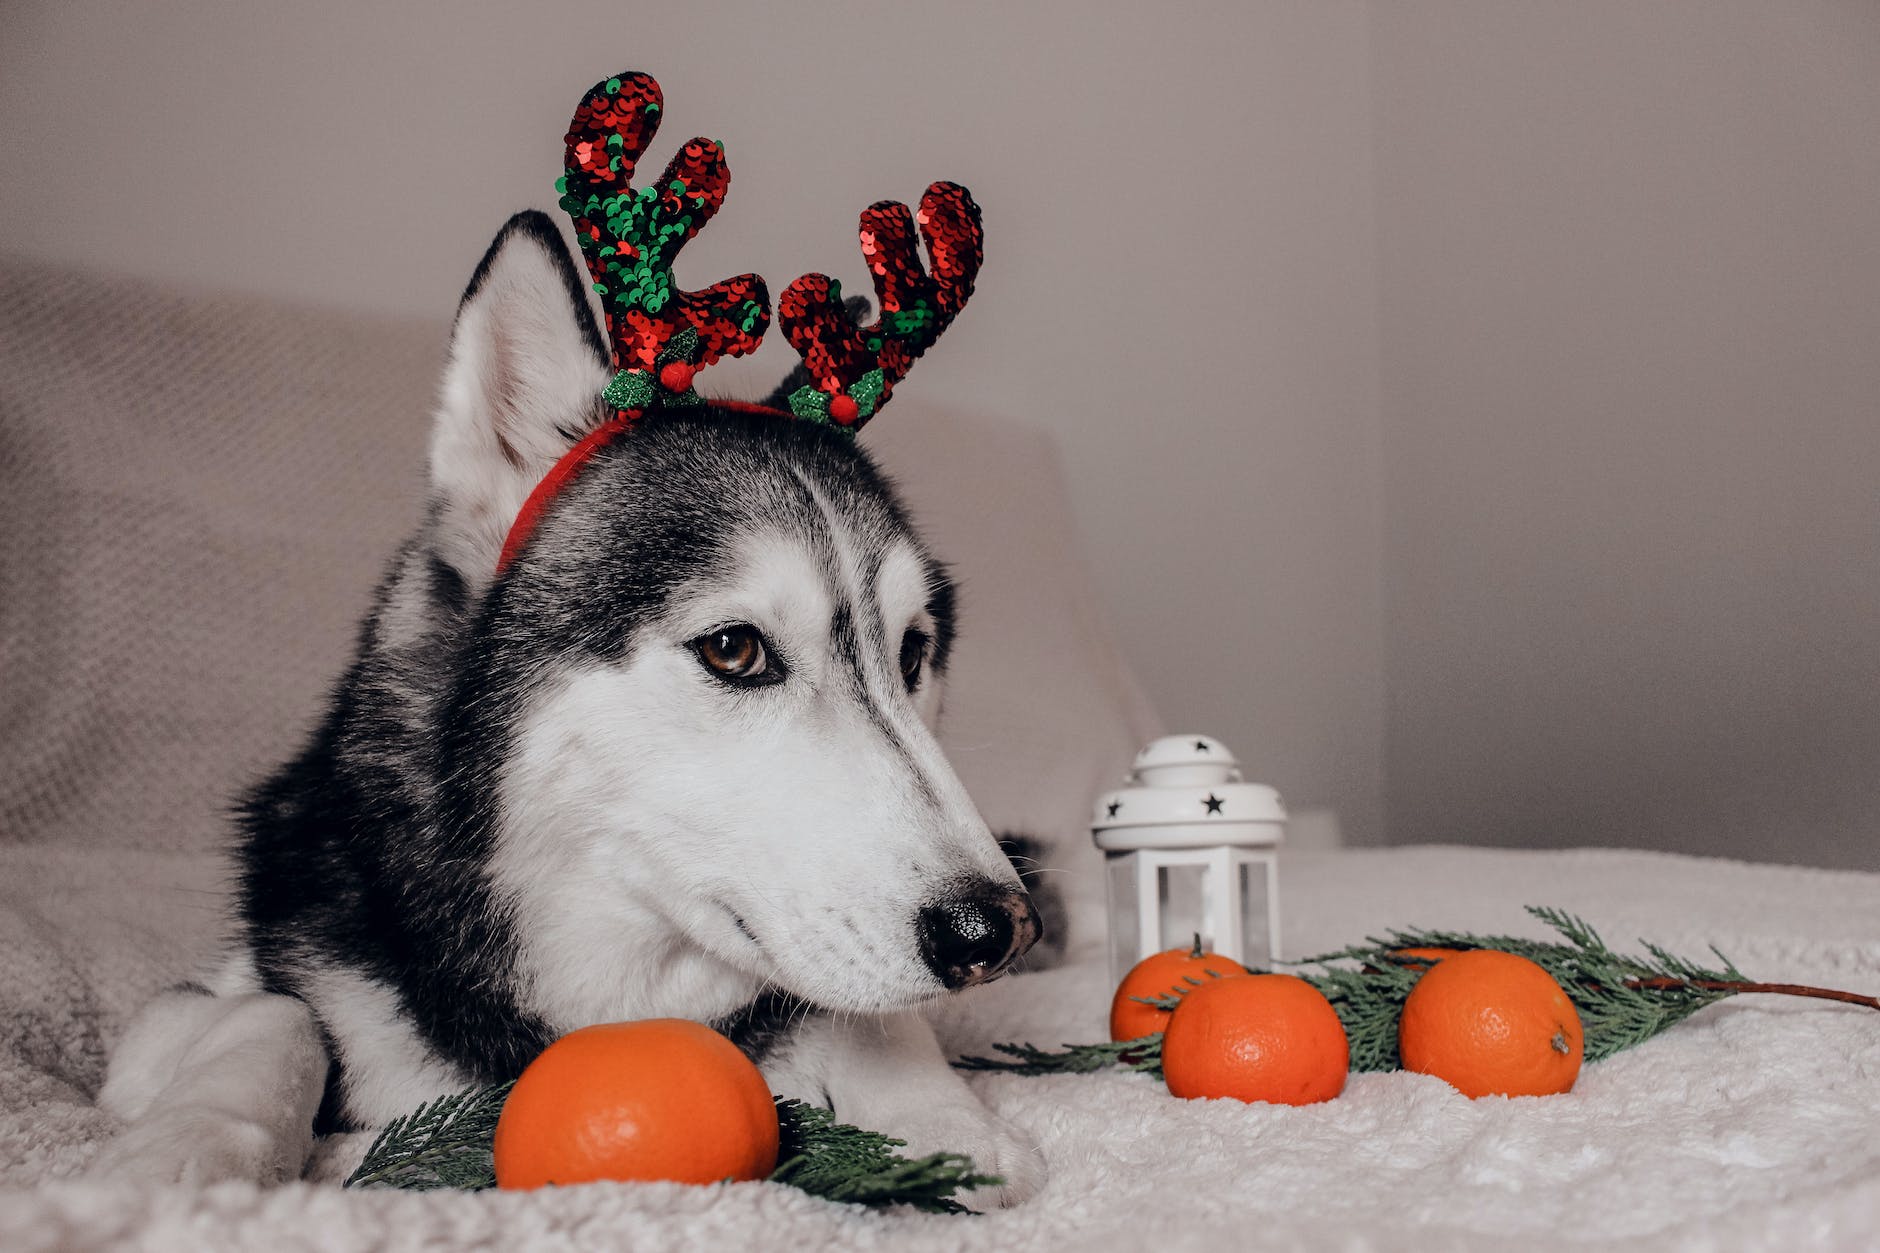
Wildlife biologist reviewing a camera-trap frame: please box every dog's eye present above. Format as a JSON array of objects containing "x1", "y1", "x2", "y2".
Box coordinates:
[
  {"x1": 899, "y1": 629, "x2": 929, "y2": 691},
  {"x1": 694, "y1": 625, "x2": 783, "y2": 687}
]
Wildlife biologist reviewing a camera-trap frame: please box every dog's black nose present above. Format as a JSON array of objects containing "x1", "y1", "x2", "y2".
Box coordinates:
[{"x1": 917, "y1": 885, "x2": 1042, "y2": 990}]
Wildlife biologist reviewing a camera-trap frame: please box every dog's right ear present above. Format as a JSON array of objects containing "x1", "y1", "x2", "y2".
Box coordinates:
[{"x1": 428, "y1": 210, "x2": 611, "y2": 587}]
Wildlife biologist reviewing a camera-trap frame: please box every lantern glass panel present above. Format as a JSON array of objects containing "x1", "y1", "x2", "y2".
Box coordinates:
[
  {"x1": 1238, "y1": 857, "x2": 1275, "y2": 968},
  {"x1": 1158, "y1": 861, "x2": 1209, "y2": 952},
  {"x1": 1106, "y1": 853, "x2": 1140, "y2": 985}
]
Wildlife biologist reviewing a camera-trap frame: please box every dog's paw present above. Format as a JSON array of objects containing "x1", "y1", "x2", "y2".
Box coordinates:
[
  {"x1": 887, "y1": 1102, "x2": 1046, "y2": 1209},
  {"x1": 87, "y1": 1107, "x2": 296, "y2": 1186}
]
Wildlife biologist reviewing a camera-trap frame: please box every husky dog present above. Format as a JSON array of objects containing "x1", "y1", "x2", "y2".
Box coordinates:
[{"x1": 89, "y1": 212, "x2": 1047, "y2": 1203}]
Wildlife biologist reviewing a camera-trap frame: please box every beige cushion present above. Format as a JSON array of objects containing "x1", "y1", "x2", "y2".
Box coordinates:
[{"x1": 0, "y1": 255, "x2": 1155, "y2": 941}]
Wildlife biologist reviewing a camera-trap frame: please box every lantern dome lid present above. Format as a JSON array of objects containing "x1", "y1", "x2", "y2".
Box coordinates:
[
  {"x1": 1129, "y1": 734, "x2": 1242, "y2": 788},
  {"x1": 1134, "y1": 734, "x2": 1238, "y2": 774},
  {"x1": 1093, "y1": 735, "x2": 1286, "y2": 851}
]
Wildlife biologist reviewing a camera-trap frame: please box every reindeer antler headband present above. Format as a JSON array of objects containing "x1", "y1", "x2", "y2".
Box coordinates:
[{"x1": 496, "y1": 70, "x2": 984, "y2": 573}]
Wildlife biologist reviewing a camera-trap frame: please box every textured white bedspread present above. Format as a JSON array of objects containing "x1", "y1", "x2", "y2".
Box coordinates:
[{"x1": 3, "y1": 842, "x2": 1878, "y2": 1251}]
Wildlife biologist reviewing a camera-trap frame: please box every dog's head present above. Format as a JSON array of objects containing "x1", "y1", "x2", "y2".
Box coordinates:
[{"x1": 425, "y1": 214, "x2": 1038, "y2": 1024}]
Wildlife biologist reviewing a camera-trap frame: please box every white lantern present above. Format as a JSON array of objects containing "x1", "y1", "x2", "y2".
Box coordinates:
[{"x1": 1091, "y1": 735, "x2": 1285, "y2": 984}]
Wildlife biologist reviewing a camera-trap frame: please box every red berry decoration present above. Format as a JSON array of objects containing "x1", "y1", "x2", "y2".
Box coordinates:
[
  {"x1": 658, "y1": 360, "x2": 696, "y2": 394},
  {"x1": 828, "y1": 394, "x2": 861, "y2": 425}
]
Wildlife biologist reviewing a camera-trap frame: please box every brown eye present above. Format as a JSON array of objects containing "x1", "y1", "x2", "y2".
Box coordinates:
[
  {"x1": 694, "y1": 625, "x2": 782, "y2": 686},
  {"x1": 899, "y1": 629, "x2": 929, "y2": 690}
]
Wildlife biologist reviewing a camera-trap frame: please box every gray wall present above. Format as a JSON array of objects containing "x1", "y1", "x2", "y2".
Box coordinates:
[
  {"x1": 0, "y1": 0, "x2": 1388, "y2": 846},
  {"x1": 6, "y1": 2, "x2": 1876, "y2": 868},
  {"x1": 1372, "y1": 2, "x2": 1880, "y2": 870}
]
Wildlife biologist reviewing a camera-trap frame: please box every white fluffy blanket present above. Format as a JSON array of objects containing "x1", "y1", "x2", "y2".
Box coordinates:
[{"x1": 4, "y1": 842, "x2": 1878, "y2": 1251}]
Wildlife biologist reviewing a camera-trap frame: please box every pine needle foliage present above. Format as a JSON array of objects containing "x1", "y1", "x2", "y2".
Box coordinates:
[
  {"x1": 345, "y1": 1090, "x2": 1002, "y2": 1212},
  {"x1": 344, "y1": 1082, "x2": 513, "y2": 1190},
  {"x1": 957, "y1": 905, "x2": 1759, "y2": 1078},
  {"x1": 955, "y1": 1037, "x2": 1165, "y2": 1076},
  {"x1": 1301, "y1": 904, "x2": 1748, "y2": 1068},
  {"x1": 770, "y1": 1099, "x2": 1002, "y2": 1213}
]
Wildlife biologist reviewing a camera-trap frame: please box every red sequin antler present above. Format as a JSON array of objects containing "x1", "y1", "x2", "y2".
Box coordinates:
[
  {"x1": 777, "y1": 182, "x2": 984, "y2": 430},
  {"x1": 559, "y1": 72, "x2": 770, "y2": 415}
]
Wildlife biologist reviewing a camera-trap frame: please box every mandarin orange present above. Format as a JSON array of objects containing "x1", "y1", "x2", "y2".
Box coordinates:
[
  {"x1": 1398, "y1": 949, "x2": 1584, "y2": 1097},
  {"x1": 1161, "y1": 973, "x2": 1349, "y2": 1105},
  {"x1": 1109, "y1": 936, "x2": 1248, "y2": 1042},
  {"x1": 493, "y1": 1019, "x2": 779, "y2": 1189}
]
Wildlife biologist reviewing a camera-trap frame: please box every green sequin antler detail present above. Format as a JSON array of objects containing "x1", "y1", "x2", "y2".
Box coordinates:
[
  {"x1": 560, "y1": 72, "x2": 769, "y2": 407},
  {"x1": 776, "y1": 183, "x2": 984, "y2": 431}
]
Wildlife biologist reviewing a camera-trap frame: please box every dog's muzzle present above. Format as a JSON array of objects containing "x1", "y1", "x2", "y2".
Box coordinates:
[{"x1": 917, "y1": 884, "x2": 1042, "y2": 990}]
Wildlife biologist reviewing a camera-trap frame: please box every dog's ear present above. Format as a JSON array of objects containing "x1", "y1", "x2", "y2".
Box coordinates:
[{"x1": 428, "y1": 211, "x2": 611, "y2": 585}]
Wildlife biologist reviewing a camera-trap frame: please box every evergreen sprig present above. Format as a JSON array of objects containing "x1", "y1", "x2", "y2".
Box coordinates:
[
  {"x1": 1303, "y1": 904, "x2": 1748, "y2": 1068},
  {"x1": 344, "y1": 1082, "x2": 513, "y2": 1190},
  {"x1": 345, "y1": 1090, "x2": 1001, "y2": 1212},
  {"x1": 956, "y1": 905, "x2": 1876, "y2": 1078},
  {"x1": 955, "y1": 1037, "x2": 1164, "y2": 1076},
  {"x1": 770, "y1": 1099, "x2": 1001, "y2": 1213}
]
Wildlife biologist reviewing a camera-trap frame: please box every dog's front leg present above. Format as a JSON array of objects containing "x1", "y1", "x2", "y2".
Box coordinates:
[
  {"x1": 89, "y1": 986, "x2": 327, "y2": 1185},
  {"x1": 764, "y1": 1009, "x2": 1045, "y2": 1207}
]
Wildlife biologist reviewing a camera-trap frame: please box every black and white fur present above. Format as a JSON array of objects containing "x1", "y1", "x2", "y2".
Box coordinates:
[{"x1": 90, "y1": 212, "x2": 1047, "y2": 1203}]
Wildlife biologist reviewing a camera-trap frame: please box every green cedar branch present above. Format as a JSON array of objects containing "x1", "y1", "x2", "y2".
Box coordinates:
[
  {"x1": 345, "y1": 1091, "x2": 1001, "y2": 1212},
  {"x1": 770, "y1": 1098, "x2": 1002, "y2": 1213},
  {"x1": 955, "y1": 1037, "x2": 1165, "y2": 1076},
  {"x1": 344, "y1": 1082, "x2": 513, "y2": 1190},
  {"x1": 955, "y1": 905, "x2": 1878, "y2": 1078}
]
